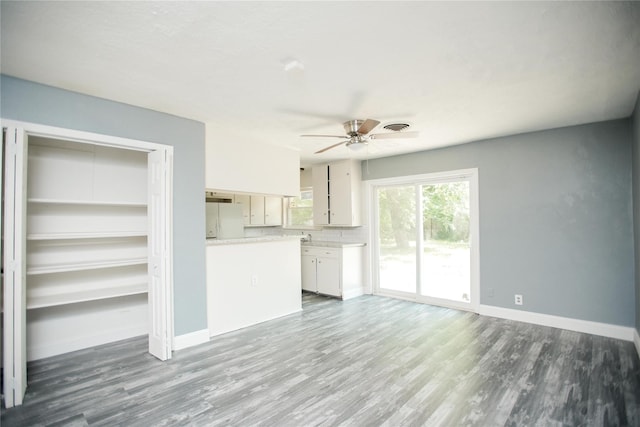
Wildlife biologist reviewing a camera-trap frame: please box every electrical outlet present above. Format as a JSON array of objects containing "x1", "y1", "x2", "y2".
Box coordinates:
[
  {"x1": 251, "y1": 275, "x2": 258, "y2": 287},
  {"x1": 514, "y1": 294, "x2": 523, "y2": 305}
]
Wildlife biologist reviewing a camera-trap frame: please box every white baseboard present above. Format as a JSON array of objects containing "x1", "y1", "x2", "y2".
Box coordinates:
[
  {"x1": 478, "y1": 304, "x2": 635, "y2": 342},
  {"x1": 342, "y1": 287, "x2": 364, "y2": 300},
  {"x1": 209, "y1": 308, "x2": 303, "y2": 338},
  {"x1": 173, "y1": 329, "x2": 210, "y2": 351},
  {"x1": 634, "y1": 329, "x2": 640, "y2": 358}
]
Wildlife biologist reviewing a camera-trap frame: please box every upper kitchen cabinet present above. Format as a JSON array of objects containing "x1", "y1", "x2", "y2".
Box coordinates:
[
  {"x1": 234, "y1": 194, "x2": 282, "y2": 226},
  {"x1": 235, "y1": 195, "x2": 251, "y2": 225},
  {"x1": 264, "y1": 196, "x2": 283, "y2": 226},
  {"x1": 250, "y1": 196, "x2": 265, "y2": 225},
  {"x1": 312, "y1": 159, "x2": 362, "y2": 227}
]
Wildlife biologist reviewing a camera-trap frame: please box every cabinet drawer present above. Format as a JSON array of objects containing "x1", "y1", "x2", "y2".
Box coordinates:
[{"x1": 301, "y1": 247, "x2": 339, "y2": 258}]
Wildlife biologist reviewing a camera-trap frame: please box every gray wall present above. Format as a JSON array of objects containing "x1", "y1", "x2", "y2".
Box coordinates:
[
  {"x1": 363, "y1": 119, "x2": 634, "y2": 327},
  {"x1": 632, "y1": 93, "x2": 640, "y2": 333},
  {"x1": 1, "y1": 75, "x2": 207, "y2": 336}
]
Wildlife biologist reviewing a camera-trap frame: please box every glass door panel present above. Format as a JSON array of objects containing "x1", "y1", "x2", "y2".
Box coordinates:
[
  {"x1": 377, "y1": 185, "x2": 416, "y2": 294},
  {"x1": 420, "y1": 182, "x2": 471, "y2": 302}
]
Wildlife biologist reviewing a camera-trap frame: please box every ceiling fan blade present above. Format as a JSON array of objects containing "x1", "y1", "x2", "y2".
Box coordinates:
[
  {"x1": 315, "y1": 140, "x2": 348, "y2": 154},
  {"x1": 301, "y1": 134, "x2": 347, "y2": 139},
  {"x1": 356, "y1": 119, "x2": 381, "y2": 135},
  {"x1": 369, "y1": 131, "x2": 420, "y2": 140}
]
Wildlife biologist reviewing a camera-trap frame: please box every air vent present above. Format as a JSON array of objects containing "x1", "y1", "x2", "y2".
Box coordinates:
[{"x1": 383, "y1": 123, "x2": 411, "y2": 131}]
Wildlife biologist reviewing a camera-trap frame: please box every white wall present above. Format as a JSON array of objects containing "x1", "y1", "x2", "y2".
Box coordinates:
[
  {"x1": 206, "y1": 239, "x2": 302, "y2": 336},
  {"x1": 205, "y1": 124, "x2": 300, "y2": 197}
]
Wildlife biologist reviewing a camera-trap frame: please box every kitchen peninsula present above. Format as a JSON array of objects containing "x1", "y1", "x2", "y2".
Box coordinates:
[{"x1": 206, "y1": 235, "x2": 302, "y2": 337}]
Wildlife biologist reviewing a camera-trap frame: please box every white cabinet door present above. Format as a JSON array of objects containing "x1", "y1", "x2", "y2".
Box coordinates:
[
  {"x1": 328, "y1": 160, "x2": 353, "y2": 225},
  {"x1": 301, "y1": 254, "x2": 317, "y2": 292},
  {"x1": 264, "y1": 196, "x2": 282, "y2": 226},
  {"x1": 234, "y1": 195, "x2": 251, "y2": 226},
  {"x1": 312, "y1": 161, "x2": 360, "y2": 226},
  {"x1": 312, "y1": 165, "x2": 329, "y2": 225},
  {"x1": 316, "y1": 255, "x2": 340, "y2": 297},
  {"x1": 250, "y1": 195, "x2": 265, "y2": 225}
]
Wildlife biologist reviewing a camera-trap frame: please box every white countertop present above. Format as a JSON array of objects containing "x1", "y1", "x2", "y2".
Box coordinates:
[
  {"x1": 302, "y1": 241, "x2": 366, "y2": 248},
  {"x1": 206, "y1": 235, "x2": 302, "y2": 246},
  {"x1": 206, "y1": 236, "x2": 366, "y2": 247}
]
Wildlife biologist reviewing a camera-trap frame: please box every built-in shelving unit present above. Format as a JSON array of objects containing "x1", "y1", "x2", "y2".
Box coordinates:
[
  {"x1": 28, "y1": 198, "x2": 147, "y2": 206},
  {"x1": 25, "y1": 136, "x2": 149, "y2": 361},
  {"x1": 27, "y1": 264, "x2": 148, "y2": 309}
]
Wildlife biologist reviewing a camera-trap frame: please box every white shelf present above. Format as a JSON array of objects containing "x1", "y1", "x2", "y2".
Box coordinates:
[
  {"x1": 22, "y1": 138, "x2": 151, "y2": 359},
  {"x1": 27, "y1": 231, "x2": 147, "y2": 240},
  {"x1": 28, "y1": 198, "x2": 147, "y2": 207},
  {"x1": 27, "y1": 258, "x2": 147, "y2": 276},
  {"x1": 27, "y1": 283, "x2": 148, "y2": 310}
]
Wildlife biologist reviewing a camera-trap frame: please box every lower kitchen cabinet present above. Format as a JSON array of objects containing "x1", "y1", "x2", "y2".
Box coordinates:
[{"x1": 301, "y1": 244, "x2": 364, "y2": 299}]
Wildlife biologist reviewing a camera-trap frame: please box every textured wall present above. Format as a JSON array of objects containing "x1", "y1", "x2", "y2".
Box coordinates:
[
  {"x1": 1, "y1": 75, "x2": 207, "y2": 336},
  {"x1": 362, "y1": 120, "x2": 634, "y2": 326}
]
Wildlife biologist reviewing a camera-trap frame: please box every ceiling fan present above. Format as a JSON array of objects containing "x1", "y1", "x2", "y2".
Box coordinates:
[{"x1": 301, "y1": 119, "x2": 419, "y2": 154}]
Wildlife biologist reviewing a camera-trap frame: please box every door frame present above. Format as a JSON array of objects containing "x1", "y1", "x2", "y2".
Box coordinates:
[
  {"x1": 366, "y1": 168, "x2": 480, "y2": 313},
  {"x1": 1, "y1": 119, "x2": 174, "y2": 407}
]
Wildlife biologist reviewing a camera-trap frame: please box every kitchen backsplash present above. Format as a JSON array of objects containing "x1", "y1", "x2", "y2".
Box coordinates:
[{"x1": 244, "y1": 226, "x2": 369, "y2": 244}]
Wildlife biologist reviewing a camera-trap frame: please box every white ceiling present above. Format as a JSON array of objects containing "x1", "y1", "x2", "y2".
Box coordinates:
[{"x1": 2, "y1": 1, "x2": 639, "y2": 165}]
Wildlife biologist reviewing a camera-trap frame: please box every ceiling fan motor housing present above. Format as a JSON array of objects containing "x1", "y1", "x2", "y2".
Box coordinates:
[{"x1": 344, "y1": 120, "x2": 365, "y2": 136}]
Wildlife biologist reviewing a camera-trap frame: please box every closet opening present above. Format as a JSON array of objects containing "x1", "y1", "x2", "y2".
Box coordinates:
[{"x1": 2, "y1": 122, "x2": 173, "y2": 407}]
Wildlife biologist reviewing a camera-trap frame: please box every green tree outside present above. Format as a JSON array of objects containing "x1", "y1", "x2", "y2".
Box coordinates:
[{"x1": 378, "y1": 182, "x2": 469, "y2": 248}]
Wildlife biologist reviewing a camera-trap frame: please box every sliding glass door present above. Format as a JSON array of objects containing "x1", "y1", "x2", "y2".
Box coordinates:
[
  {"x1": 373, "y1": 170, "x2": 478, "y2": 311},
  {"x1": 420, "y1": 181, "x2": 470, "y2": 303},
  {"x1": 377, "y1": 185, "x2": 417, "y2": 294}
]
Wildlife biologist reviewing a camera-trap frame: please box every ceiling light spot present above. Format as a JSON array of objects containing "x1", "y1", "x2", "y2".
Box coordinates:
[{"x1": 283, "y1": 59, "x2": 305, "y2": 73}]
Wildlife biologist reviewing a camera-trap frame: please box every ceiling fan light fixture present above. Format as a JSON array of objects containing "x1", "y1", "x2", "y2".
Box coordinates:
[{"x1": 347, "y1": 140, "x2": 367, "y2": 151}]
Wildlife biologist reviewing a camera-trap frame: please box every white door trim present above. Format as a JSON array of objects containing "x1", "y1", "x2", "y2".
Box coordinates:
[{"x1": 0, "y1": 119, "x2": 169, "y2": 152}]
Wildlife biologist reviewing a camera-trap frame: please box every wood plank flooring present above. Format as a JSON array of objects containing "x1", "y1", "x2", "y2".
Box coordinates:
[{"x1": 2, "y1": 293, "x2": 640, "y2": 426}]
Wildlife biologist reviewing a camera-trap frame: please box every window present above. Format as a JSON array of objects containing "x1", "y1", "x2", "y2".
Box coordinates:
[{"x1": 286, "y1": 188, "x2": 313, "y2": 227}]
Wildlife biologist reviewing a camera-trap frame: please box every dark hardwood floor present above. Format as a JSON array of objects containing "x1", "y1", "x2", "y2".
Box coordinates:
[{"x1": 2, "y1": 293, "x2": 640, "y2": 426}]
